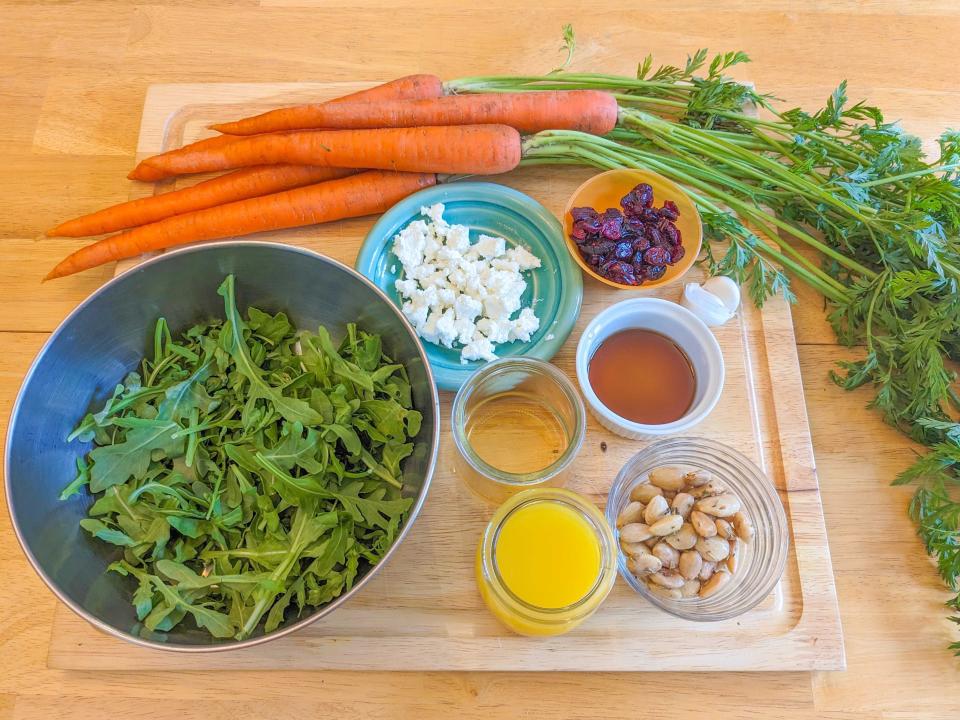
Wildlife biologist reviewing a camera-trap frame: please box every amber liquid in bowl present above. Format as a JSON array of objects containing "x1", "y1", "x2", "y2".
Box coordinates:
[
  {"x1": 465, "y1": 390, "x2": 569, "y2": 475},
  {"x1": 588, "y1": 329, "x2": 696, "y2": 425}
]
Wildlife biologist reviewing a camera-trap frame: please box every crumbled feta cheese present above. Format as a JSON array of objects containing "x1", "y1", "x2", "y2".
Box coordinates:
[
  {"x1": 462, "y1": 335, "x2": 498, "y2": 363},
  {"x1": 435, "y1": 308, "x2": 458, "y2": 348},
  {"x1": 395, "y1": 278, "x2": 418, "y2": 296},
  {"x1": 491, "y1": 258, "x2": 520, "y2": 273},
  {"x1": 408, "y1": 262, "x2": 436, "y2": 281},
  {"x1": 419, "y1": 310, "x2": 441, "y2": 344},
  {"x1": 422, "y1": 203, "x2": 448, "y2": 230},
  {"x1": 469, "y1": 234, "x2": 506, "y2": 259},
  {"x1": 509, "y1": 307, "x2": 540, "y2": 342},
  {"x1": 446, "y1": 224, "x2": 471, "y2": 252},
  {"x1": 391, "y1": 203, "x2": 541, "y2": 364},
  {"x1": 506, "y1": 245, "x2": 542, "y2": 270},
  {"x1": 453, "y1": 294, "x2": 483, "y2": 323}
]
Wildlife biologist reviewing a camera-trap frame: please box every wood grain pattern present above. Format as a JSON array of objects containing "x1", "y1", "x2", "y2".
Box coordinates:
[{"x1": 3, "y1": 2, "x2": 960, "y2": 717}]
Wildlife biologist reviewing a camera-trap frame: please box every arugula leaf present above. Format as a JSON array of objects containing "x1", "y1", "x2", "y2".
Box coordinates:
[
  {"x1": 148, "y1": 574, "x2": 235, "y2": 639},
  {"x1": 66, "y1": 275, "x2": 422, "y2": 640},
  {"x1": 217, "y1": 276, "x2": 323, "y2": 427},
  {"x1": 80, "y1": 518, "x2": 137, "y2": 547},
  {"x1": 88, "y1": 421, "x2": 182, "y2": 493},
  {"x1": 59, "y1": 457, "x2": 91, "y2": 500},
  {"x1": 247, "y1": 306, "x2": 293, "y2": 346}
]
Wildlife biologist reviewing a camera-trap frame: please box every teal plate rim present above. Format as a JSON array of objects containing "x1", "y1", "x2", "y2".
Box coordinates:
[{"x1": 355, "y1": 182, "x2": 583, "y2": 391}]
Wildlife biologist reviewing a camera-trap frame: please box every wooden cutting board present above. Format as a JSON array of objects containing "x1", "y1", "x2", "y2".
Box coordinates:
[{"x1": 47, "y1": 83, "x2": 844, "y2": 671}]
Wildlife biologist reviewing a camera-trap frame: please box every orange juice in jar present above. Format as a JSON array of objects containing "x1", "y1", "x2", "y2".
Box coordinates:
[{"x1": 476, "y1": 488, "x2": 616, "y2": 636}]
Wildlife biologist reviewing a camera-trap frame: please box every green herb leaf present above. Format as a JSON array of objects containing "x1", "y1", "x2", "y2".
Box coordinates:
[
  {"x1": 79, "y1": 518, "x2": 137, "y2": 547},
  {"x1": 66, "y1": 275, "x2": 421, "y2": 640}
]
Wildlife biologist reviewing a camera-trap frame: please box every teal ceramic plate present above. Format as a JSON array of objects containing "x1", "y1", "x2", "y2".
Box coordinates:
[{"x1": 356, "y1": 182, "x2": 583, "y2": 391}]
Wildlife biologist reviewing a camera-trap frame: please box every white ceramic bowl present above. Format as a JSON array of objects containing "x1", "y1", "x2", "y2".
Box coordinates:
[{"x1": 575, "y1": 298, "x2": 724, "y2": 440}]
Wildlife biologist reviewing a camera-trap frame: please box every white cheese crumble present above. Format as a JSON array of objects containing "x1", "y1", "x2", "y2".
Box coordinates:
[{"x1": 391, "y1": 203, "x2": 542, "y2": 363}]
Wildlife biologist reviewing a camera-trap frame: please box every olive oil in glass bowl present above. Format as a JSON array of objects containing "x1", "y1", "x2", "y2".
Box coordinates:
[{"x1": 452, "y1": 358, "x2": 586, "y2": 504}]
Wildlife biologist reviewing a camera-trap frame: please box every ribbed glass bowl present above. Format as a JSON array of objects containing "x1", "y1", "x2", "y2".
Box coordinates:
[{"x1": 605, "y1": 437, "x2": 788, "y2": 621}]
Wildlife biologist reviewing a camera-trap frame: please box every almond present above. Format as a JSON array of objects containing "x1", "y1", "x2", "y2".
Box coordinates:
[
  {"x1": 649, "y1": 466, "x2": 687, "y2": 491},
  {"x1": 620, "y1": 522, "x2": 654, "y2": 543},
  {"x1": 649, "y1": 514, "x2": 683, "y2": 537},
  {"x1": 695, "y1": 493, "x2": 741, "y2": 518},
  {"x1": 643, "y1": 495, "x2": 670, "y2": 524},
  {"x1": 616, "y1": 500, "x2": 645, "y2": 528}
]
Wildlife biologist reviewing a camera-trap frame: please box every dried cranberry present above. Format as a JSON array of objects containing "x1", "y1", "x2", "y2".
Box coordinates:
[
  {"x1": 663, "y1": 222, "x2": 680, "y2": 245},
  {"x1": 571, "y1": 207, "x2": 602, "y2": 235},
  {"x1": 571, "y1": 206, "x2": 600, "y2": 223},
  {"x1": 623, "y1": 214, "x2": 645, "y2": 232},
  {"x1": 632, "y1": 236, "x2": 651, "y2": 253},
  {"x1": 597, "y1": 240, "x2": 616, "y2": 255},
  {"x1": 643, "y1": 264, "x2": 667, "y2": 281},
  {"x1": 645, "y1": 226, "x2": 665, "y2": 246},
  {"x1": 640, "y1": 207, "x2": 661, "y2": 223},
  {"x1": 660, "y1": 200, "x2": 680, "y2": 221},
  {"x1": 613, "y1": 241, "x2": 634, "y2": 260},
  {"x1": 644, "y1": 246, "x2": 672, "y2": 265},
  {"x1": 599, "y1": 209, "x2": 623, "y2": 240},
  {"x1": 600, "y1": 260, "x2": 638, "y2": 285},
  {"x1": 574, "y1": 219, "x2": 601, "y2": 236},
  {"x1": 580, "y1": 239, "x2": 616, "y2": 257},
  {"x1": 571, "y1": 225, "x2": 588, "y2": 241},
  {"x1": 620, "y1": 183, "x2": 654, "y2": 215},
  {"x1": 631, "y1": 251, "x2": 647, "y2": 266},
  {"x1": 587, "y1": 254, "x2": 602, "y2": 266},
  {"x1": 668, "y1": 244, "x2": 685, "y2": 264}
]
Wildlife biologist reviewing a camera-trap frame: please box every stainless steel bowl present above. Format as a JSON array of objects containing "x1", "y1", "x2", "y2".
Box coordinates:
[{"x1": 4, "y1": 242, "x2": 440, "y2": 651}]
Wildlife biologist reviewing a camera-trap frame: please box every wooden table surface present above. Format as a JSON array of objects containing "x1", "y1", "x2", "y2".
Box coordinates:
[{"x1": 2, "y1": 1, "x2": 959, "y2": 717}]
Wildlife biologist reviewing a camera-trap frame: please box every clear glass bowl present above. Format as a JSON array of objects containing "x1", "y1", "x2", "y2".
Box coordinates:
[
  {"x1": 605, "y1": 437, "x2": 788, "y2": 621},
  {"x1": 452, "y1": 358, "x2": 586, "y2": 504}
]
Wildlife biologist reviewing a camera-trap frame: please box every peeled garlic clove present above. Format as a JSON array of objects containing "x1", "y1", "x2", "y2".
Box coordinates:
[
  {"x1": 702, "y1": 275, "x2": 741, "y2": 313},
  {"x1": 681, "y1": 282, "x2": 733, "y2": 327}
]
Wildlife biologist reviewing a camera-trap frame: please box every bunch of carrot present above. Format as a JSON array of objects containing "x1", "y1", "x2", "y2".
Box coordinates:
[{"x1": 46, "y1": 75, "x2": 619, "y2": 279}]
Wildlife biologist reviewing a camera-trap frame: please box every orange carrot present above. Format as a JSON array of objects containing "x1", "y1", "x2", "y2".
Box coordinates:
[
  {"x1": 48, "y1": 166, "x2": 356, "y2": 237},
  {"x1": 45, "y1": 171, "x2": 436, "y2": 280},
  {"x1": 207, "y1": 91, "x2": 619, "y2": 136},
  {"x1": 129, "y1": 125, "x2": 522, "y2": 181},
  {"x1": 130, "y1": 75, "x2": 444, "y2": 182},
  {"x1": 130, "y1": 135, "x2": 242, "y2": 182},
  {"x1": 211, "y1": 74, "x2": 444, "y2": 135}
]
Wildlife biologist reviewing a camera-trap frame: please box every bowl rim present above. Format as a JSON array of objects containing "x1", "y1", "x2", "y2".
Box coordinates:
[
  {"x1": 354, "y1": 181, "x2": 584, "y2": 391},
  {"x1": 4, "y1": 240, "x2": 441, "y2": 652},
  {"x1": 562, "y1": 167, "x2": 703, "y2": 290},
  {"x1": 574, "y1": 297, "x2": 725, "y2": 436}
]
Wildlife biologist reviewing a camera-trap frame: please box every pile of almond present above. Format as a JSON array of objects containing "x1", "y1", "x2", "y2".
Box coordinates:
[{"x1": 616, "y1": 466, "x2": 754, "y2": 601}]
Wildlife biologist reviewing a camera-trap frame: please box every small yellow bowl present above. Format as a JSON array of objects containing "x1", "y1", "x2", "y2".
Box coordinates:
[{"x1": 562, "y1": 168, "x2": 702, "y2": 290}]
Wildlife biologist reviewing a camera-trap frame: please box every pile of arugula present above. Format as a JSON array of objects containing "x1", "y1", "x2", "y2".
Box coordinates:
[{"x1": 61, "y1": 275, "x2": 422, "y2": 640}]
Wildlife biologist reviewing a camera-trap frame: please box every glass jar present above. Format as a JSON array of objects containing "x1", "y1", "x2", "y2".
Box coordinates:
[
  {"x1": 476, "y1": 488, "x2": 617, "y2": 636},
  {"x1": 452, "y1": 358, "x2": 586, "y2": 504}
]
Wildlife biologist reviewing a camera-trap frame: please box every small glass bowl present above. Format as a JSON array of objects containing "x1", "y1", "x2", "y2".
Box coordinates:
[
  {"x1": 562, "y1": 168, "x2": 702, "y2": 290},
  {"x1": 452, "y1": 358, "x2": 586, "y2": 504},
  {"x1": 605, "y1": 437, "x2": 788, "y2": 621},
  {"x1": 476, "y1": 488, "x2": 617, "y2": 636}
]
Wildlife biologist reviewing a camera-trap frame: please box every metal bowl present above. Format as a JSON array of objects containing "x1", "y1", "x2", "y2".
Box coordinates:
[{"x1": 4, "y1": 242, "x2": 440, "y2": 652}]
